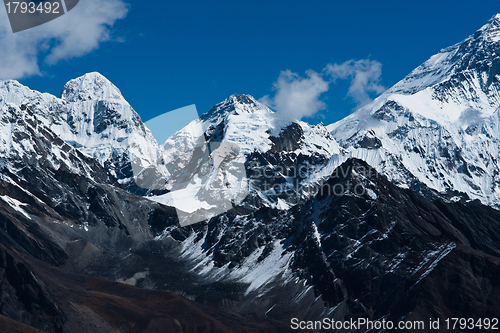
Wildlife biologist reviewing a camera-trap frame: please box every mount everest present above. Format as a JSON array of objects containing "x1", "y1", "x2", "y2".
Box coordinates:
[{"x1": 329, "y1": 14, "x2": 500, "y2": 208}]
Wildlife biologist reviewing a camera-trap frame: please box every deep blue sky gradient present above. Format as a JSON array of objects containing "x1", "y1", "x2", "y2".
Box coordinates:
[{"x1": 19, "y1": 0, "x2": 500, "y2": 125}]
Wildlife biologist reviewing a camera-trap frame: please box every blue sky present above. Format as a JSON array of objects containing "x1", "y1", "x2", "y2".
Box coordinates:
[{"x1": 6, "y1": 0, "x2": 500, "y2": 126}]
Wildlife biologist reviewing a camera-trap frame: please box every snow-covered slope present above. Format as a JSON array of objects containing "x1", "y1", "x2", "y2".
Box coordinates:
[
  {"x1": 328, "y1": 14, "x2": 500, "y2": 208},
  {"x1": 0, "y1": 100, "x2": 109, "y2": 184},
  {"x1": 58, "y1": 73, "x2": 164, "y2": 190},
  {"x1": 0, "y1": 73, "x2": 164, "y2": 192},
  {"x1": 152, "y1": 94, "x2": 342, "y2": 223},
  {"x1": 0, "y1": 74, "x2": 342, "y2": 220}
]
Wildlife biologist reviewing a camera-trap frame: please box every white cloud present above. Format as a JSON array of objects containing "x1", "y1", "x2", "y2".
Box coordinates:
[
  {"x1": 325, "y1": 59, "x2": 385, "y2": 107},
  {"x1": 0, "y1": 0, "x2": 128, "y2": 80},
  {"x1": 261, "y1": 59, "x2": 386, "y2": 122},
  {"x1": 260, "y1": 69, "x2": 329, "y2": 121}
]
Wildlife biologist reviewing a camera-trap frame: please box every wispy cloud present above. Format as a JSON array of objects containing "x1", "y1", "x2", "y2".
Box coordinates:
[
  {"x1": 259, "y1": 69, "x2": 329, "y2": 121},
  {"x1": 325, "y1": 59, "x2": 385, "y2": 107},
  {"x1": 261, "y1": 59, "x2": 386, "y2": 121},
  {"x1": 0, "y1": 0, "x2": 128, "y2": 80}
]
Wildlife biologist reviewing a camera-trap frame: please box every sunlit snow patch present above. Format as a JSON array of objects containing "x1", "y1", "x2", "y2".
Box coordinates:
[{"x1": 1, "y1": 195, "x2": 31, "y2": 219}]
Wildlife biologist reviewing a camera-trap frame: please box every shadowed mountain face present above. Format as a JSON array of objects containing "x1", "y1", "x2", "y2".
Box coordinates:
[
  {"x1": 3, "y1": 148, "x2": 500, "y2": 332},
  {"x1": 0, "y1": 244, "x2": 293, "y2": 333},
  {"x1": 147, "y1": 158, "x2": 500, "y2": 329},
  {"x1": 286, "y1": 158, "x2": 500, "y2": 324}
]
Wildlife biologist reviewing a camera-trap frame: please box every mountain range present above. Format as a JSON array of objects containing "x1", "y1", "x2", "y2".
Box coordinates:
[{"x1": 1, "y1": 14, "x2": 500, "y2": 333}]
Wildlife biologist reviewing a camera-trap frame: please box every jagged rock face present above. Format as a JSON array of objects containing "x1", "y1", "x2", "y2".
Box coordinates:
[
  {"x1": 152, "y1": 158, "x2": 500, "y2": 326},
  {"x1": 329, "y1": 14, "x2": 500, "y2": 209},
  {"x1": 245, "y1": 122, "x2": 337, "y2": 209},
  {"x1": 286, "y1": 158, "x2": 500, "y2": 322},
  {"x1": 0, "y1": 101, "x2": 181, "y2": 257},
  {"x1": 269, "y1": 122, "x2": 304, "y2": 152},
  {"x1": 0, "y1": 101, "x2": 165, "y2": 242}
]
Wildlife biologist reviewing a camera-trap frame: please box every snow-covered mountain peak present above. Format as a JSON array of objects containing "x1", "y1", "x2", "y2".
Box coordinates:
[
  {"x1": 0, "y1": 79, "x2": 24, "y2": 91},
  {"x1": 328, "y1": 15, "x2": 500, "y2": 209},
  {"x1": 0, "y1": 79, "x2": 49, "y2": 108},
  {"x1": 477, "y1": 13, "x2": 500, "y2": 42},
  {"x1": 0, "y1": 73, "x2": 161, "y2": 192},
  {"x1": 387, "y1": 14, "x2": 500, "y2": 100},
  {"x1": 61, "y1": 72, "x2": 125, "y2": 103},
  {"x1": 220, "y1": 94, "x2": 261, "y2": 113},
  {"x1": 201, "y1": 94, "x2": 270, "y2": 122}
]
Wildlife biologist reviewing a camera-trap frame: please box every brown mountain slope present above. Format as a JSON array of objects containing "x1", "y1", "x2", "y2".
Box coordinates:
[{"x1": 0, "y1": 244, "x2": 292, "y2": 333}]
